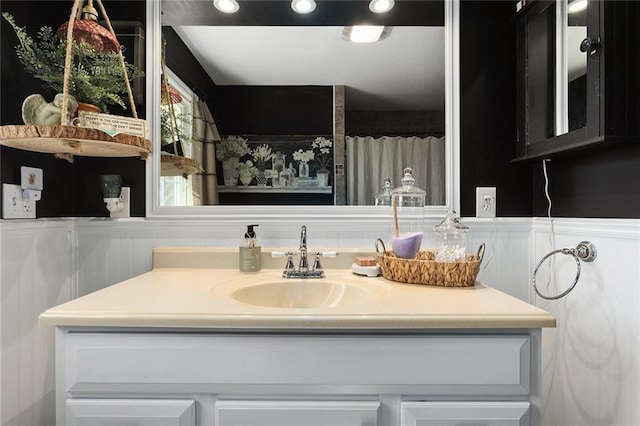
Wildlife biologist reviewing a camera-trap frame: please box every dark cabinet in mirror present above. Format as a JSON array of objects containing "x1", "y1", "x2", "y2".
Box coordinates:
[{"x1": 515, "y1": 0, "x2": 640, "y2": 160}]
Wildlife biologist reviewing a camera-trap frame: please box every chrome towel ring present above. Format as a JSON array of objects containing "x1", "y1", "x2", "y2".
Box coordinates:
[{"x1": 532, "y1": 241, "x2": 597, "y2": 300}]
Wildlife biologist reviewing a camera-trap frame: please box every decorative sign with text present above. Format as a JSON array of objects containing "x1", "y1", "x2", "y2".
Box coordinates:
[{"x1": 78, "y1": 112, "x2": 148, "y2": 139}]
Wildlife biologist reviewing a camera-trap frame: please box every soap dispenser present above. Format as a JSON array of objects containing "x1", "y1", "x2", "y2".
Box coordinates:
[{"x1": 239, "y1": 224, "x2": 261, "y2": 272}]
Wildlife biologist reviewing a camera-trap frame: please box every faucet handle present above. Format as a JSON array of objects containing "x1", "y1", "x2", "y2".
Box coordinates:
[
  {"x1": 271, "y1": 251, "x2": 293, "y2": 258},
  {"x1": 272, "y1": 251, "x2": 296, "y2": 272},
  {"x1": 318, "y1": 251, "x2": 338, "y2": 258},
  {"x1": 311, "y1": 251, "x2": 339, "y2": 271}
]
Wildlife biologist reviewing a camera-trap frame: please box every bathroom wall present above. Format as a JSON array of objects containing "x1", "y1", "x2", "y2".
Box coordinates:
[
  {"x1": 531, "y1": 218, "x2": 640, "y2": 425},
  {"x1": 0, "y1": 221, "x2": 73, "y2": 426}
]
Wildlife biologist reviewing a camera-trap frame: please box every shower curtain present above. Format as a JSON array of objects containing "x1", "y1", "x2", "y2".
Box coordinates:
[
  {"x1": 191, "y1": 98, "x2": 221, "y2": 205},
  {"x1": 346, "y1": 136, "x2": 445, "y2": 205}
]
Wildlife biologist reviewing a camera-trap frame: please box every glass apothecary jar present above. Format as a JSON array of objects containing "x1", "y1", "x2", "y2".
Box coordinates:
[
  {"x1": 390, "y1": 168, "x2": 426, "y2": 259},
  {"x1": 433, "y1": 210, "x2": 468, "y2": 262},
  {"x1": 374, "y1": 177, "x2": 393, "y2": 206}
]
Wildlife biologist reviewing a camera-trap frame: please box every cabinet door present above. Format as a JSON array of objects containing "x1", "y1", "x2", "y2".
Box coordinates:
[
  {"x1": 515, "y1": 0, "x2": 601, "y2": 159},
  {"x1": 215, "y1": 400, "x2": 379, "y2": 426},
  {"x1": 402, "y1": 401, "x2": 530, "y2": 426},
  {"x1": 66, "y1": 399, "x2": 196, "y2": 426}
]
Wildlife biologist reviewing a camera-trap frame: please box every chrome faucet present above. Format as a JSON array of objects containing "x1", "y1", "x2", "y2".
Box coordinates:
[
  {"x1": 299, "y1": 225, "x2": 309, "y2": 272},
  {"x1": 272, "y1": 225, "x2": 337, "y2": 278}
]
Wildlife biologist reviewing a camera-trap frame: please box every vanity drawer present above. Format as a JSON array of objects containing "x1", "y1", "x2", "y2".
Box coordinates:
[
  {"x1": 401, "y1": 401, "x2": 531, "y2": 426},
  {"x1": 63, "y1": 332, "x2": 530, "y2": 396},
  {"x1": 215, "y1": 400, "x2": 379, "y2": 426}
]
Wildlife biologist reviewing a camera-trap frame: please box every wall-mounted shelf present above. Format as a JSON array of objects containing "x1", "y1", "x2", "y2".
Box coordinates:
[
  {"x1": 218, "y1": 185, "x2": 332, "y2": 194},
  {"x1": 160, "y1": 155, "x2": 201, "y2": 178},
  {"x1": 0, "y1": 125, "x2": 151, "y2": 162}
]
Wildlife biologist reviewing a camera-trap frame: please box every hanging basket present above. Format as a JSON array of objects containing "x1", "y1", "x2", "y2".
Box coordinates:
[
  {"x1": 161, "y1": 84, "x2": 183, "y2": 105},
  {"x1": 0, "y1": 0, "x2": 151, "y2": 162}
]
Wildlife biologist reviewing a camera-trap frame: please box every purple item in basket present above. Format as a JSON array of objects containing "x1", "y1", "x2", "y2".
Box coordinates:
[{"x1": 391, "y1": 231, "x2": 423, "y2": 259}]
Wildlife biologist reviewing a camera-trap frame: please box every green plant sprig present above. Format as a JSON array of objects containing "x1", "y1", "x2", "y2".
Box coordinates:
[{"x1": 3, "y1": 12, "x2": 144, "y2": 113}]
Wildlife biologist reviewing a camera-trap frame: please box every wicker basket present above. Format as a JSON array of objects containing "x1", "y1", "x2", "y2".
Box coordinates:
[{"x1": 376, "y1": 239, "x2": 485, "y2": 287}]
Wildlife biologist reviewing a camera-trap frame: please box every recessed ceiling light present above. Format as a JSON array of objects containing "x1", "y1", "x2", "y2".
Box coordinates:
[
  {"x1": 343, "y1": 26, "x2": 390, "y2": 43},
  {"x1": 369, "y1": 0, "x2": 395, "y2": 14},
  {"x1": 568, "y1": 0, "x2": 587, "y2": 13},
  {"x1": 291, "y1": 0, "x2": 317, "y2": 14},
  {"x1": 213, "y1": 0, "x2": 239, "y2": 14}
]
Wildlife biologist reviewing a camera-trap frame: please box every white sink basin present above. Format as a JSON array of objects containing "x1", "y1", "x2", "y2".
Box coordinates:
[{"x1": 213, "y1": 274, "x2": 389, "y2": 309}]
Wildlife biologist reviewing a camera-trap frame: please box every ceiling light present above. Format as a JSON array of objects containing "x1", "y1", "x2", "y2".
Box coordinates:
[
  {"x1": 369, "y1": 0, "x2": 395, "y2": 14},
  {"x1": 568, "y1": 0, "x2": 587, "y2": 13},
  {"x1": 213, "y1": 0, "x2": 239, "y2": 14},
  {"x1": 291, "y1": 0, "x2": 316, "y2": 14},
  {"x1": 343, "y1": 26, "x2": 390, "y2": 43}
]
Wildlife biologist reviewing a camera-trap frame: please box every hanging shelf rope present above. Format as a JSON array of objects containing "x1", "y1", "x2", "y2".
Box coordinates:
[{"x1": 0, "y1": 0, "x2": 151, "y2": 163}]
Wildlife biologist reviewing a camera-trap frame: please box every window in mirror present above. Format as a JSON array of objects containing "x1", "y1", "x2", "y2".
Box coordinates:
[{"x1": 160, "y1": 70, "x2": 195, "y2": 207}]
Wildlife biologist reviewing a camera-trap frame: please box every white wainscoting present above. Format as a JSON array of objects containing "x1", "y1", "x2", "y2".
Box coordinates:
[
  {"x1": 531, "y1": 218, "x2": 640, "y2": 426},
  {"x1": 74, "y1": 218, "x2": 531, "y2": 299},
  {"x1": 3, "y1": 217, "x2": 638, "y2": 426},
  {"x1": 0, "y1": 220, "x2": 73, "y2": 426}
]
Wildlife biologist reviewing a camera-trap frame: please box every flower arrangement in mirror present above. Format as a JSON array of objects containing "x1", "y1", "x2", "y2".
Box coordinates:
[
  {"x1": 215, "y1": 136, "x2": 250, "y2": 161},
  {"x1": 236, "y1": 160, "x2": 258, "y2": 186},
  {"x1": 312, "y1": 137, "x2": 333, "y2": 174},
  {"x1": 3, "y1": 12, "x2": 144, "y2": 114},
  {"x1": 216, "y1": 136, "x2": 250, "y2": 186},
  {"x1": 293, "y1": 148, "x2": 315, "y2": 178},
  {"x1": 251, "y1": 143, "x2": 274, "y2": 171}
]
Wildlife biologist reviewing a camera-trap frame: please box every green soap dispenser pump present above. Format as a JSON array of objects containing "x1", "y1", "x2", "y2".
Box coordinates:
[{"x1": 239, "y1": 224, "x2": 261, "y2": 272}]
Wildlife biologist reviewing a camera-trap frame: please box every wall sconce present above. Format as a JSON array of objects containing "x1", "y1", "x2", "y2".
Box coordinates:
[
  {"x1": 213, "y1": 0, "x2": 240, "y2": 14},
  {"x1": 99, "y1": 175, "x2": 130, "y2": 218},
  {"x1": 291, "y1": 0, "x2": 316, "y2": 14},
  {"x1": 369, "y1": 0, "x2": 395, "y2": 14}
]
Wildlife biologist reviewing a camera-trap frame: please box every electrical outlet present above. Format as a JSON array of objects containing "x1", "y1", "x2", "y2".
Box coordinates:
[
  {"x1": 476, "y1": 187, "x2": 496, "y2": 218},
  {"x1": 3, "y1": 184, "x2": 36, "y2": 219}
]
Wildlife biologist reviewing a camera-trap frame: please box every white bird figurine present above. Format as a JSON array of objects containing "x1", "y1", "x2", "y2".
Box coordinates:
[{"x1": 21, "y1": 93, "x2": 78, "y2": 125}]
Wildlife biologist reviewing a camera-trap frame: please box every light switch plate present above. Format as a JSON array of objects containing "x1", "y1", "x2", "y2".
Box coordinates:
[{"x1": 3, "y1": 184, "x2": 36, "y2": 219}]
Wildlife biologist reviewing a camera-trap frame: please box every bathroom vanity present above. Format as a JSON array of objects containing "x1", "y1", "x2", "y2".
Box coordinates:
[{"x1": 40, "y1": 248, "x2": 555, "y2": 426}]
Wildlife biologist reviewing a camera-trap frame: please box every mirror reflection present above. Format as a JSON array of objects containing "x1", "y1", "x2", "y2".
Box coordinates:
[
  {"x1": 159, "y1": 0, "x2": 445, "y2": 207},
  {"x1": 563, "y1": 0, "x2": 587, "y2": 134}
]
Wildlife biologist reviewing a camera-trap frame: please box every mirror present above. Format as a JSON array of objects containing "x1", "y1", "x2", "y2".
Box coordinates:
[
  {"x1": 148, "y1": 0, "x2": 458, "y2": 217},
  {"x1": 559, "y1": 0, "x2": 588, "y2": 135}
]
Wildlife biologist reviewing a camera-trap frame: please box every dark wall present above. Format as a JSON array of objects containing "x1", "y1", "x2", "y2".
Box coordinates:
[
  {"x1": 4, "y1": 1, "x2": 637, "y2": 218},
  {"x1": 459, "y1": 0, "x2": 533, "y2": 217},
  {"x1": 0, "y1": 0, "x2": 147, "y2": 217}
]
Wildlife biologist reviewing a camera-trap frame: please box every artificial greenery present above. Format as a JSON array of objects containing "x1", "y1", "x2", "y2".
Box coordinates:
[
  {"x1": 3, "y1": 12, "x2": 144, "y2": 112},
  {"x1": 160, "y1": 107, "x2": 192, "y2": 146}
]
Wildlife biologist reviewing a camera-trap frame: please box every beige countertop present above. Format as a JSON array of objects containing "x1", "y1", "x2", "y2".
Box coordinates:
[{"x1": 40, "y1": 248, "x2": 556, "y2": 330}]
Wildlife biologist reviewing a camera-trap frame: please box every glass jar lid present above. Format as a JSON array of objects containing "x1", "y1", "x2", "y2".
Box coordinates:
[
  {"x1": 390, "y1": 168, "x2": 426, "y2": 207},
  {"x1": 434, "y1": 210, "x2": 469, "y2": 234}
]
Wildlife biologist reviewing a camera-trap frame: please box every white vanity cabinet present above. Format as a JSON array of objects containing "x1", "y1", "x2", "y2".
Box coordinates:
[{"x1": 55, "y1": 329, "x2": 542, "y2": 426}]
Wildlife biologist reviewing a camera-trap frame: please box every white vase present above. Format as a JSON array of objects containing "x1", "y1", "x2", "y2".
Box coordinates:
[
  {"x1": 221, "y1": 157, "x2": 239, "y2": 187},
  {"x1": 239, "y1": 174, "x2": 253, "y2": 186},
  {"x1": 316, "y1": 171, "x2": 329, "y2": 187},
  {"x1": 299, "y1": 162, "x2": 309, "y2": 178}
]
